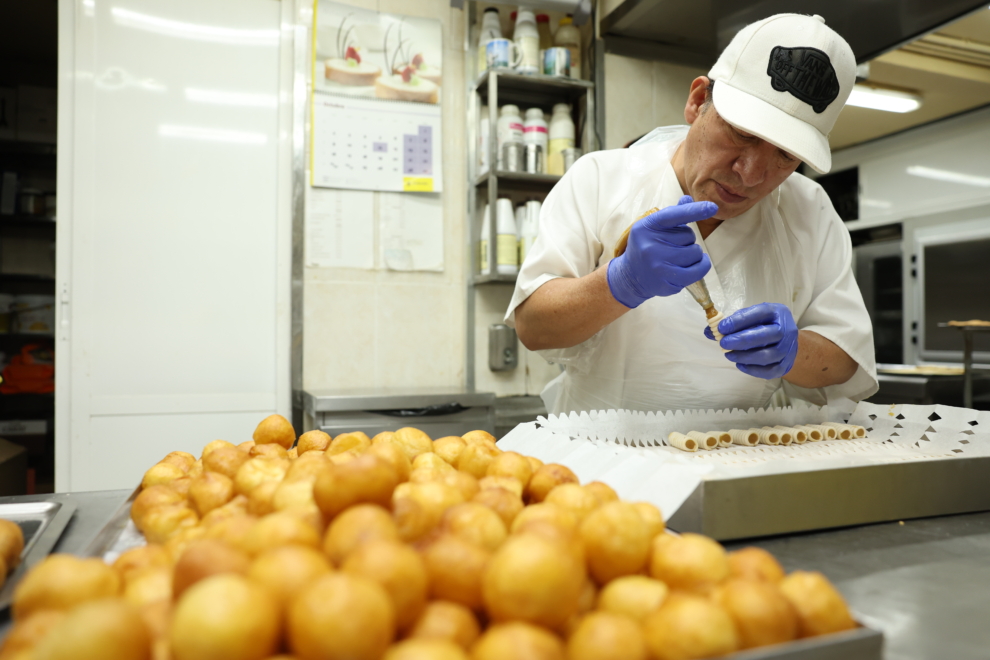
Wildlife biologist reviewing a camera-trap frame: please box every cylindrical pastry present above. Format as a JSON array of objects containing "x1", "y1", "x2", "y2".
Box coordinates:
[
  {"x1": 729, "y1": 429, "x2": 759, "y2": 446},
  {"x1": 802, "y1": 424, "x2": 837, "y2": 440},
  {"x1": 846, "y1": 424, "x2": 867, "y2": 438},
  {"x1": 793, "y1": 425, "x2": 823, "y2": 441},
  {"x1": 821, "y1": 422, "x2": 852, "y2": 440},
  {"x1": 708, "y1": 312, "x2": 730, "y2": 353},
  {"x1": 687, "y1": 431, "x2": 719, "y2": 450},
  {"x1": 755, "y1": 428, "x2": 780, "y2": 445},
  {"x1": 668, "y1": 432, "x2": 698, "y2": 452},
  {"x1": 766, "y1": 426, "x2": 792, "y2": 445},
  {"x1": 712, "y1": 431, "x2": 732, "y2": 448},
  {"x1": 774, "y1": 425, "x2": 807, "y2": 444}
]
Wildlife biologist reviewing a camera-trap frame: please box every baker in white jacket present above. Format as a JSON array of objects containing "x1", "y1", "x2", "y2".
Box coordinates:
[{"x1": 507, "y1": 14, "x2": 879, "y2": 415}]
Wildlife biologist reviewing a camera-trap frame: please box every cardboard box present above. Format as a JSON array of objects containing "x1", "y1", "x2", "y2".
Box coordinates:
[
  {"x1": 16, "y1": 86, "x2": 56, "y2": 144},
  {"x1": 0, "y1": 436, "x2": 28, "y2": 496},
  {"x1": 0, "y1": 87, "x2": 16, "y2": 140}
]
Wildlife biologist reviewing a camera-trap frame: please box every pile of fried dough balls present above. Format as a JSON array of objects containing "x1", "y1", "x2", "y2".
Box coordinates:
[{"x1": 1, "y1": 415, "x2": 858, "y2": 660}]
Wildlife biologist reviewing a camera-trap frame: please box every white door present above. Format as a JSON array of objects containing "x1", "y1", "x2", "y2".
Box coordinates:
[{"x1": 55, "y1": 0, "x2": 293, "y2": 491}]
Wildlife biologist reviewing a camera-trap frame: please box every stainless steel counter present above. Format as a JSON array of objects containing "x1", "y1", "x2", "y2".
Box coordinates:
[{"x1": 2, "y1": 491, "x2": 989, "y2": 659}]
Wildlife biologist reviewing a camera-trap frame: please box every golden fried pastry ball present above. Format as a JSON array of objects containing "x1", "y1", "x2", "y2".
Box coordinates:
[
  {"x1": 728, "y1": 546, "x2": 786, "y2": 584},
  {"x1": 385, "y1": 427, "x2": 432, "y2": 461},
  {"x1": 384, "y1": 639, "x2": 469, "y2": 660},
  {"x1": 596, "y1": 575, "x2": 668, "y2": 622},
  {"x1": 343, "y1": 540, "x2": 428, "y2": 632},
  {"x1": 567, "y1": 612, "x2": 647, "y2": 660},
  {"x1": 455, "y1": 443, "x2": 500, "y2": 479},
  {"x1": 372, "y1": 431, "x2": 395, "y2": 444},
  {"x1": 2, "y1": 609, "x2": 65, "y2": 656},
  {"x1": 202, "y1": 514, "x2": 258, "y2": 549},
  {"x1": 170, "y1": 574, "x2": 279, "y2": 660},
  {"x1": 509, "y1": 503, "x2": 578, "y2": 537},
  {"x1": 410, "y1": 466, "x2": 452, "y2": 485},
  {"x1": 392, "y1": 495, "x2": 437, "y2": 544},
  {"x1": 486, "y1": 452, "x2": 533, "y2": 487},
  {"x1": 201, "y1": 440, "x2": 236, "y2": 459},
  {"x1": 167, "y1": 476, "x2": 193, "y2": 498},
  {"x1": 131, "y1": 485, "x2": 185, "y2": 527},
  {"x1": 164, "y1": 526, "x2": 208, "y2": 563},
  {"x1": 0, "y1": 518, "x2": 25, "y2": 570},
  {"x1": 160, "y1": 451, "x2": 196, "y2": 473},
  {"x1": 313, "y1": 454, "x2": 400, "y2": 520},
  {"x1": 140, "y1": 505, "x2": 200, "y2": 545},
  {"x1": 413, "y1": 452, "x2": 455, "y2": 474},
  {"x1": 237, "y1": 440, "x2": 256, "y2": 453},
  {"x1": 141, "y1": 462, "x2": 186, "y2": 489},
  {"x1": 199, "y1": 494, "x2": 249, "y2": 526},
  {"x1": 203, "y1": 447, "x2": 254, "y2": 480},
  {"x1": 324, "y1": 504, "x2": 399, "y2": 565},
  {"x1": 250, "y1": 443, "x2": 288, "y2": 460},
  {"x1": 123, "y1": 567, "x2": 173, "y2": 607},
  {"x1": 32, "y1": 598, "x2": 150, "y2": 660},
  {"x1": 544, "y1": 483, "x2": 601, "y2": 521},
  {"x1": 400, "y1": 482, "x2": 466, "y2": 528},
  {"x1": 286, "y1": 447, "x2": 298, "y2": 460},
  {"x1": 247, "y1": 545, "x2": 332, "y2": 607},
  {"x1": 173, "y1": 539, "x2": 251, "y2": 599},
  {"x1": 483, "y1": 533, "x2": 585, "y2": 629},
  {"x1": 288, "y1": 573, "x2": 394, "y2": 660},
  {"x1": 367, "y1": 442, "x2": 413, "y2": 482},
  {"x1": 13, "y1": 554, "x2": 120, "y2": 618},
  {"x1": 471, "y1": 622, "x2": 564, "y2": 660},
  {"x1": 478, "y1": 475, "x2": 523, "y2": 498},
  {"x1": 252, "y1": 414, "x2": 296, "y2": 450},
  {"x1": 472, "y1": 488, "x2": 524, "y2": 529},
  {"x1": 284, "y1": 452, "x2": 330, "y2": 482},
  {"x1": 246, "y1": 480, "x2": 279, "y2": 517},
  {"x1": 632, "y1": 502, "x2": 665, "y2": 538},
  {"x1": 648, "y1": 532, "x2": 729, "y2": 594},
  {"x1": 296, "y1": 430, "x2": 331, "y2": 455},
  {"x1": 407, "y1": 600, "x2": 481, "y2": 650},
  {"x1": 583, "y1": 481, "x2": 619, "y2": 504},
  {"x1": 421, "y1": 535, "x2": 491, "y2": 611},
  {"x1": 189, "y1": 472, "x2": 235, "y2": 517},
  {"x1": 779, "y1": 571, "x2": 857, "y2": 637},
  {"x1": 327, "y1": 432, "x2": 372, "y2": 457},
  {"x1": 439, "y1": 503, "x2": 507, "y2": 552},
  {"x1": 233, "y1": 457, "x2": 289, "y2": 497},
  {"x1": 240, "y1": 511, "x2": 321, "y2": 557},
  {"x1": 526, "y1": 455, "x2": 543, "y2": 472},
  {"x1": 461, "y1": 430, "x2": 497, "y2": 447},
  {"x1": 186, "y1": 459, "x2": 205, "y2": 480},
  {"x1": 328, "y1": 449, "x2": 362, "y2": 465},
  {"x1": 433, "y1": 436, "x2": 467, "y2": 465},
  {"x1": 439, "y1": 471, "x2": 481, "y2": 501},
  {"x1": 273, "y1": 480, "x2": 317, "y2": 513},
  {"x1": 579, "y1": 501, "x2": 652, "y2": 584},
  {"x1": 713, "y1": 578, "x2": 798, "y2": 649},
  {"x1": 112, "y1": 544, "x2": 172, "y2": 584},
  {"x1": 525, "y1": 464, "x2": 578, "y2": 504},
  {"x1": 641, "y1": 593, "x2": 739, "y2": 660}
]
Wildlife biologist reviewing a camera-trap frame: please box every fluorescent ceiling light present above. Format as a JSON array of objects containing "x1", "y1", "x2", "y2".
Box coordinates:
[
  {"x1": 159, "y1": 125, "x2": 267, "y2": 145},
  {"x1": 111, "y1": 8, "x2": 278, "y2": 46},
  {"x1": 906, "y1": 165, "x2": 990, "y2": 188},
  {"x1": 184, "y1": 88, "x2": 277, "y2": 108},
  {"x1": 847, "y1": 85, "x2": 921, "y2": 113}
]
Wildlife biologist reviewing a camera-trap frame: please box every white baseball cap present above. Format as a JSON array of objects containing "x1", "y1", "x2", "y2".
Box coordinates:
[{"x1": 708, "y1": 14, "x2": 855, "y2": 173}]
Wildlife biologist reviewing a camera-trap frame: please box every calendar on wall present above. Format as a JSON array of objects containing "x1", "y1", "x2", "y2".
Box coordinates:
[
  {"x1": 310, "y1": 2, "x2": 443, "y2": 193},
  {"x1": 311, "y1": 93, "x2": 442, "y2": 192}
]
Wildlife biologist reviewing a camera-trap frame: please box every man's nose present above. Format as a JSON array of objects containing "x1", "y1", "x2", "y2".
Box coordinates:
[{"x1": 732, "y1": 145, "x2": 773, "y2": 188}]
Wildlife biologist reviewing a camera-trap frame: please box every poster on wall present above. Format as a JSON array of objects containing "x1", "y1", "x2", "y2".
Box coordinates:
[{"x1": 311, "y1": 2, "x2": 443, "y2": 193}]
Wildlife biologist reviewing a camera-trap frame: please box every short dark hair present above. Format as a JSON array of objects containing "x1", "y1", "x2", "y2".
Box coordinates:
[{"x1": 701, "y1": 79, "x2": 715, "y2": 112}]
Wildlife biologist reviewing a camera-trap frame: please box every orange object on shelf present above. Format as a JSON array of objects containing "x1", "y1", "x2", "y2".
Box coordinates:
[{"x1": 0, "y1": 344, "x2": 54, "y2": 394}]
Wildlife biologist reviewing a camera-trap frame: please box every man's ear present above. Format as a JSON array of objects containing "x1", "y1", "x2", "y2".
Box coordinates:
[{"x1": 684, "y1": 76, "x2": 711, "y2": 125}]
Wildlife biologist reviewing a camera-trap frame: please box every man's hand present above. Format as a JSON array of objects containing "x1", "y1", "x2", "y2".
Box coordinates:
[
  {"x1": 607, "y1": 196, "x2": 717, "y2": 308},
  {"x1": 706, "y1": 303, "x2": 799, "y2": 379}
]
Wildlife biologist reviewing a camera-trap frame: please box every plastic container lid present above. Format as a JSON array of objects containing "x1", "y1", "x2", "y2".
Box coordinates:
[
  {"x1": 536, "y1": 14, "x2": 549, "y2": 22},
  {"x1": 500, "y1": 104, "x2": 520, "y2": 115},
  {"x1": 524, "y1": 108, "x2": 544, "y2": 120},
  {"x1": 560, "y1": 16, "x2": 573, "y2": 25}
]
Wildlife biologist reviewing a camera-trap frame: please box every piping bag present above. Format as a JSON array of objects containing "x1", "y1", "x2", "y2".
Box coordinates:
[{"x1": 613, "y1": 207, "x2": 727, "y2": 347}]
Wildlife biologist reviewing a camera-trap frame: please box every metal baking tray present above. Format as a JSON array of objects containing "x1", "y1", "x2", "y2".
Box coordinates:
[
  {"x1": 725, "y1": 627, "x2": 882, "y2": 660},
  {"x1": 84, "y1": 487, "x2": 145, "y2": 562},
  {"x1": 667, "y1": 456, "x2": 990, "y2": 541},
  {"x1": 0, "y1": 500, "x2": 77, "y2": 611}
]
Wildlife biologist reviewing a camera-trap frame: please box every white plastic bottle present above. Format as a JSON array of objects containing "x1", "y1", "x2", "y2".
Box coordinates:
[
  {"x1": 520, "y1": 199, "x2": 541, "y2": 264},
  {"x1": 513, "y1": 7, "x2": 540, "y2": 74},
  {"x1": 515, "y1": 203, "x2": 526, "y2": 265},
  {"x1": 547, "y1": 103, "x2": 575, "y2": 175},
  {"x1": 496, "y1": 105, "x2": 524, "y2": 169},
  {"x1": 523, "y1": 108, "x2": 548, "y2": 172},
  {"x1": 479, "y1": 104, "x2": 490, "y2": 175},
  {"x1": 495, "y1": 197, "x2": 518, "y2": 275},
  {"x1": 477, "y1": 7, "x2": 502, "y2": 74},
  {"x1": 479, "y1": 202, "x2": 491, "y2": 274},
  {"x1": 555, "y1": 16, "x2": 582, "y2": 79}
]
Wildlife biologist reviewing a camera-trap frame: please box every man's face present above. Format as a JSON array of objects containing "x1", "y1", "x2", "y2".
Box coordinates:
[{"x1": 677, "y1": 82, "x2": 802, "y2": 220}]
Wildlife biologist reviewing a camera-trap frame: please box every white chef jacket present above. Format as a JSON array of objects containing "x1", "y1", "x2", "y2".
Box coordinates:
[{"x1": 504, "y1": 131, "x2": 878, "y2": 415}]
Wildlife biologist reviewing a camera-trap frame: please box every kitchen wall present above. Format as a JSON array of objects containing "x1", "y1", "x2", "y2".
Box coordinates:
[{"x1": 302, "y1": 0, "x2": 469, "y2": 392}]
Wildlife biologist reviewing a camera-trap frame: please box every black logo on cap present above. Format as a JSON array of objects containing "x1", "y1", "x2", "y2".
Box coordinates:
[{"x1": 767, "y1": 46, "x2": 840, "y2": 113}]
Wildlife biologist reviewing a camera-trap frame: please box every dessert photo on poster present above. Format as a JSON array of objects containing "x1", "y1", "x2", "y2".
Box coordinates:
[{"x1": 314, "y1": 1, "x2": 442, "y2": 105}]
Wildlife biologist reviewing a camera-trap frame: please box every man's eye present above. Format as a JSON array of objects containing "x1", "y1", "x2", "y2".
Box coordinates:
[{"x1": 780, "y1": 150, "x2": 797, "y2": 163}]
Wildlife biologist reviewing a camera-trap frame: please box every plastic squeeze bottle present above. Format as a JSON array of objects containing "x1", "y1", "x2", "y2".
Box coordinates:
[
  {"x1": 520, "y1": 199, "x2": 541, "y2": 264},
  {"x1": 555, "y1": 16, "x2": 581, "y2": 79},
  {"x1": 513, "y1": 7, "x2": 540, "y2": 74},
  {"x1": 495, "y1": 198, "x2": 519, "y2": 276},
  {"x1": 523, "y1": 107, "x2": 548, "y2": 172},
  {"x1": 547, "y1": 103, "x2": 575, "y2": 176},
  {"x1": 496, "y1": 105, "x2": 524, "y2": 169}
]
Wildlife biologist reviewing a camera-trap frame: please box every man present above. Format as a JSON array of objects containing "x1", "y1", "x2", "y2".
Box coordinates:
[{"x1": 506, "y1": 14, "x2": 878, "y2": 415}]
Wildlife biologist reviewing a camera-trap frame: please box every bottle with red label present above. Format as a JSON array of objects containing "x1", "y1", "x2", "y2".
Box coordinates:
[{"x1": 523, "y1": 107, "x2": 548, "y2": 173}]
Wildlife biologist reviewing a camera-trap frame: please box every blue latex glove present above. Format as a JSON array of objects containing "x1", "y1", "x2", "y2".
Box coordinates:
[
  {"x1": 705, "y1": 303, "x2": 799, "y2": 379},
  {"x1": 607, "y1": 196, "x2": 717, "y2": 308}
]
